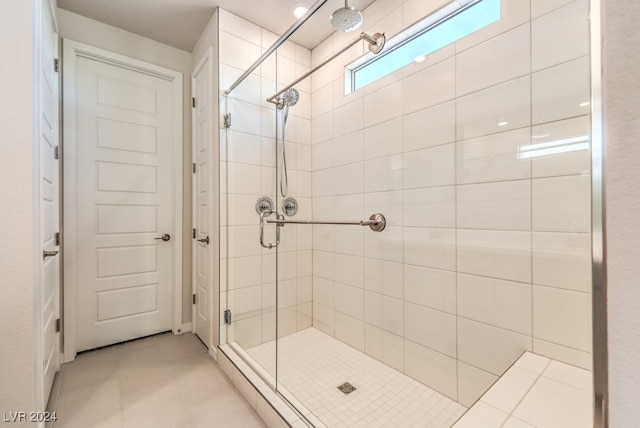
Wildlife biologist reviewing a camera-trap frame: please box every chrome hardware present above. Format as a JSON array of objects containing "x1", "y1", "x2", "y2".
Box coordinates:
[
  {"x1": 255, "y1": 196, "x2": 274, "y2": 215},
  {"x1": 223, "y1": 113, "x2": 232, "y2": 128},
  {"x1": 267, "y1": 212, "x2": 386, "y2": 232},
  {"x1": 197, "y1": 236, "x2": 210, "y2": 245},
  {"x1": 259, "y1": 209, "x2": 284, "y2": 249},
  {"x1": 155, "y1": 234, "x2": 171, "y2": 241},
  {"x1": 43, "y1": 250, "x2": 59, "y2": 259},
  {"x1": 282, "y1": 197, "x2": 298, "y2": 217}
]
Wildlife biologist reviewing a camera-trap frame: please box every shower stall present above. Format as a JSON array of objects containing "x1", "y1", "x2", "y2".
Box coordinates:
[{"x1": 218, "y1": 0, "x2": 595, "y2": 426}]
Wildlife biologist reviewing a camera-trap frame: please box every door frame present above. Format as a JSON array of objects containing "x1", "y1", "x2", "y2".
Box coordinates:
[
  {"x1": 191, "y1": 47, "x2": 219, "y2": 358},
  {"x1": 62, "y1": 39, "x2": 183, "y2": 362}
]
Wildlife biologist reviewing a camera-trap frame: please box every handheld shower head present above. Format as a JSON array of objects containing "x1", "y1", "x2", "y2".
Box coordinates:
[
  {"x1": 281, "y1": 88, "x2": 300, "y2": 107},
  {"x1": 331, "y1": 0, "x2": 363, "y2": 32}
]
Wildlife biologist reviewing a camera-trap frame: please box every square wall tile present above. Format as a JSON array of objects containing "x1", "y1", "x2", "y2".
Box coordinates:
[
  {"x1": 531, "y1": 115, "x2": 591, "y2": 178},
  {"x1": 365, "y1": 291, "x2": 404, "y2": 336},
  {"x1": 532, "y1": 174, "x2": 591, "y2": 233},
  {"x1": 532, "y1": 0, "x2": 589, "y2": 71},
  {"x1": 364, "y1": 118, "x2": 403, "y2": 160},
  {"x1": 333, "y1": 131, "x2": 364, "y2": 167},
  {"x1": 533, "y1": 285, "x2": 592, "y2": 352},
  {"x1": 457, "y1": 273, "x2": 532, "y2": 335},
  {"x1": 457, "y1": 180, "x2": 531, "y2": 231},
  {"x1": 542, "y1": 360, "x2": 592, "y2": 392},
  {"x1": 365, "y1": 258, "x2": 403, "y2": 300},
  {"x1": 312, "y1": 277, "x2": 334, "y2": 308},
  {"x1": 405, "y1": 339, "x2": 458, "y2": 401},
  {"x1": 457, "y1": 229, "x2": 531, "y2": 283},
  {"x1": 457, "y1": 362, "x2": 498, "y2": 407},
  {"x1": 404, "y1": 264, "x2": 456, "y2": 314},
  {"x1": 404, "y1": 101, "x2": 456, "y2": 153},
  {"x1": 404, "y1": 187, "x2": 455, "y2": 228},
  {"x1": 364, "y1": 81, "x2": 404, "y2": 127},
  {"x1": 365, "y1": 191, "x2": 403, "y2": 227},
  {"x1": 532, "y1": 56, "x2": 590, "y2": 125},
  {"x1": 456, "y1": 127, "x2": 531, "y2": 184},
  {"x1": 313, "y1": 302, "x2": 335, "y2": 335},
  {"x1": 404, "y1": 303, "x2": 457, "y2": 357},
  {"x1": 403, "y1": 144, "x2": 455, "y2": 189},
  {"x1": 456, "y1": 76, "x2": 531, "y2": 140},
  {"x1": 334, "y1": 312, "x2": 365, "y2": 352},
  {"x1": 403, "y1": 57, "x2": 455, "y2": 114},
  {"x1": 458, "y1": 318, "x2": 531, "y2": 376},
  {"x1": 364, "y1": 324, "x2": 404, "y2": 371},
  {"x1": 365, "y1": 225, "x2": 403, "y2": 263},
  {"x1": 457, "y1": 23, "x2": 530, "y2": 96},
  {"x1": 532, "y1": 232, "x2": 591, "y2": 292},
  {"x1": 364, "y1": 155, "x2": 404, "y2": 192},
  {"x1": 334, "y1": 254, "x2": 364, "y2": 288},
  {"x1": 404, "y1": 227, "x2": 456, "y2": 271},
  {"x1": 334, "y1": 283, "x2": 365, "y2": 320},
  {"x1": 220, "y1": 31, "x2": 262, "y2": 72},
  {"x1": 334, "y1": 98, "x2": 364, "y2": 138},
  {"x1": 533, "y1": 338, "x2": 592, "y2": 370}
]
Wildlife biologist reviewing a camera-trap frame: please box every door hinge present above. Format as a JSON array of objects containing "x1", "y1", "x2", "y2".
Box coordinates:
[
  {"x1": 192, "y1": 294, "x2": 196, "y2": 305},
  {"x1": 55, "y1": 318, "x2": 61, "y2": 333},
  {"x1": 192, "y1": 228, "x2": 196, "y2": 239},
  {"x1": 192, "y1": 97, "x2": 196, "y2": 108},
  {"x1": 54, "y1": 58, "x2": 60, "y2": 73},
  {"x1": 55, "y1": 232, "x2": 60, "y2": 246},
  {"x1": 54, "y1": 146, "x2": 59, "y2": 160},
  {"x1": 224, "y1": 309, "x2": 232, "y2": 325},
  {"x1": 223, "y1": 113, "x2": 231, "y2": 128},
  {"x1": 192, "y1": 163, "x2": 196, "y2": 173}
]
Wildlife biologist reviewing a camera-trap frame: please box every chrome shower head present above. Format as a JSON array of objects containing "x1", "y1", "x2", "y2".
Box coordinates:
[
  {"x1": 281, "y1": 87, "x2": 300, "y2": 107},
  {"x1": 330, "y1": 0, "x2": 363, "y2": 32}
]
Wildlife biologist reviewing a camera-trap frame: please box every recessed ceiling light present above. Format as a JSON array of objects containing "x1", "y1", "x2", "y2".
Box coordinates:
[
  {"x1": 293, "y1": 6, "x2": 308, "y2": 19},
  {"x1": 414, "y1": 55, "x2": 426, "y2": 63},
  {"x1": 497, "y1": 121, "x2": 508, "y2": 126},
  {"x1": 579, "y1": 101, "x2": 590, "y2": 107}
]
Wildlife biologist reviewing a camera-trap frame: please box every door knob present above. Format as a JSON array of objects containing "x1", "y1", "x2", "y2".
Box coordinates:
[
  {"x1": 43, "y1": 250, "x2": 59, "y2": 259},
  {"x1": 155, "y1": 234, "x2": 171, "y2": 242},
  {"x1": 197, "y1": 236, "x2": 209, "y2": 245}
]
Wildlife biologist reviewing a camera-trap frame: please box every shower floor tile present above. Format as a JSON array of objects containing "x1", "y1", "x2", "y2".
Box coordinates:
[{"x1": 246, "y1": 328, "x2": 466, "y2": 427}]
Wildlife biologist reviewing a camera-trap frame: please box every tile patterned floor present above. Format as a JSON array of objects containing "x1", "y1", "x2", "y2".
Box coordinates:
[
  {"x1": 246, "y1": 328, "x2": 467, "y2": 427},
  {"x1": 46, "y1": 332, "x2": 266, "y2": 428}
]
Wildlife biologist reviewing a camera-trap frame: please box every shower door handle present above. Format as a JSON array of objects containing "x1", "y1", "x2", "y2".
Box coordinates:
[
  {"x1": 197, "y1": 236, "x2": 209, "y2": 245},
  {"x1": 259, "y1": 210, "x2": 283, "y2": 249}
]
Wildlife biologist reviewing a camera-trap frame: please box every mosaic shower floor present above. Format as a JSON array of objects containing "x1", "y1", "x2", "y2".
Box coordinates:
[{"x1": 246, "y1": 328, "x2": 466, "y2": 427}]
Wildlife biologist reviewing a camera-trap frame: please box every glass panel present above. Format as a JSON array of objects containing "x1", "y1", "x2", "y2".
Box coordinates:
[{"x1": 220, "y1": 0, "x2": 594, "y2": 425}]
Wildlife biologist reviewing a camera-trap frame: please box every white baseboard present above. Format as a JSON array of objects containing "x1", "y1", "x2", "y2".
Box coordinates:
[
  {"x1": 180, "y1": 323, "x2": 192, "y2": 333},
  {"x1": 209, "y1": 346, "x2": 218, "y2": 361}
]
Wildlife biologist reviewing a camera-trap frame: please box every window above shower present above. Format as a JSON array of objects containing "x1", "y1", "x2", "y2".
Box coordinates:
[{"x1": 344, "y1": 0, "x2": 501, "y2": 93}]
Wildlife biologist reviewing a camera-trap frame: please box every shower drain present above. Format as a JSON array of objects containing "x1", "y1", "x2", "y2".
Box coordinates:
[{"x1": 337, "y1": 382, "x2": 357, "y2": 394}]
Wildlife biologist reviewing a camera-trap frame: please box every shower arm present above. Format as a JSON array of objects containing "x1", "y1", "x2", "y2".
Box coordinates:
[{"x1": 266, "y1": 31, "x2": 386, "y2": 108}]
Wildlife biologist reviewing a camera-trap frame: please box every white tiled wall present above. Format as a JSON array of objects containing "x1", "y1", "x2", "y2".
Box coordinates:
[
  {"x1": 309, "y1": 0, "x2": 592, "y2": 407},
  {"x1": 218, "y1": 9, "x2": 314, "y2": 366}
]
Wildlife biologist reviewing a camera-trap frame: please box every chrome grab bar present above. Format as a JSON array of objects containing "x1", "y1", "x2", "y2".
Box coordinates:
[
  {"x1": 259, "y1": 210, "x2": 284, "y2": 249},
  {"x1": 267, "y1": 213, "x2": 386, "y2": 232}
]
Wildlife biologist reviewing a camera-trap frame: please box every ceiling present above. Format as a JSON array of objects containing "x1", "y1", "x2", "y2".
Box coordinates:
[{"x1": 57, "y1": 0, "x2": 375, "y2": 51}]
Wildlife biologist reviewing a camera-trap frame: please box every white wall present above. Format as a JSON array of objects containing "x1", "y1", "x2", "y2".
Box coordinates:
[
  {"x1": 603, "y1": 0, "x2": 640, "y2": 425},
  {"x1": 309, "y1": 0, "x2": 592, "y2": 406},
  {"x1": 0, "y1": 0, "x2": 37, "y2": 416},
  {"x1": 56, "y1": 9, "x2": 194, "y2": 324}
]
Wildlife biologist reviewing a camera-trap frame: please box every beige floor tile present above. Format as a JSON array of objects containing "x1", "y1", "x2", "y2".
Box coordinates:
[
  {"x1": 187, "y1": 390, "x2": 266, "y2": 428},
  {"x1": 60, "y1": 347, "x2": 118, "y2": 393},
  {"x1": 54, "y1": 378, "x2": 123, "y2": 428},
  {"x1": 122, "y1": 377, "x2": 194, "y2": 428},
  {"x1": 156, "y1": 332, "x2": 208, "y2": 363},
  {"x1": 169, "y1": 354, "x2": 233, "y2": 401},
  {"x1": 116, "y1": 341, "x2": 173, "y2": 391}
]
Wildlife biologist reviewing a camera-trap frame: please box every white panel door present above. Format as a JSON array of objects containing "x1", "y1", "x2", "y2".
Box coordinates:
[
  {"x1": 39, "y1": 0, "x2": 60, "y2": 405},
  {"x1": 75, "y1": 54, "x2": 175, "y2": 351},
  {"x1": 192, "y1": 52, "x2": 212, "y2": 348}
]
